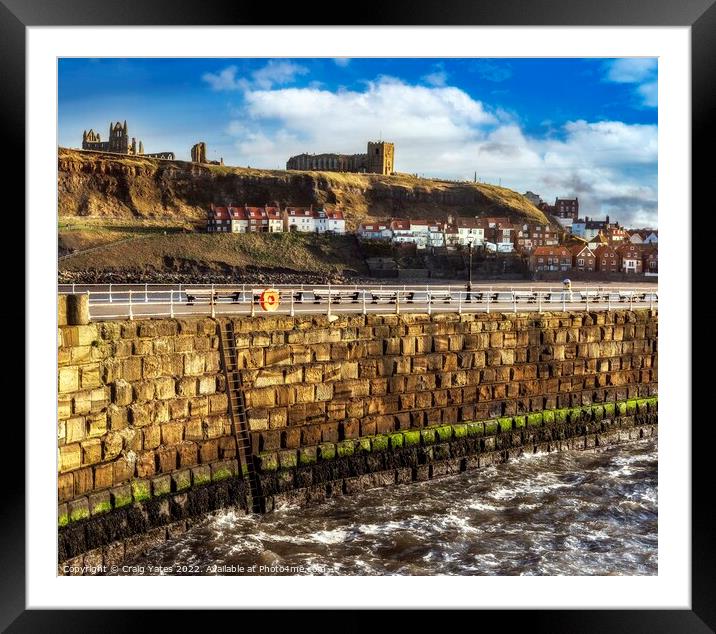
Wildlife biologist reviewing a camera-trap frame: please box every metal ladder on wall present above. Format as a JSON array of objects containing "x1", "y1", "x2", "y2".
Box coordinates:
[{"x1": 218, "y1": 319, "x2": 264, "y2": 513}]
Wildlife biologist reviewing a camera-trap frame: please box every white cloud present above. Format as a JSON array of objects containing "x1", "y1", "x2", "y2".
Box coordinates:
[
  {"x1": 202, "y1": 61, "x2": 308, "y2": 92},
  {"x1": 423, "y1": 70, "x2": 448, "y2": 87},
  {"x1": 637, "y1": 81, "x2": 658, "y2": 108},
  {"x1": 252, "y1": 60, "x2": 308, "y2": 89},
  {"x1": 603, "y1": 58, "x2": 657, "y2": 108},
  {"x1": 334, "y1": 58, "x2": 351, "y2": 67},
  {"x1": 604, "y1": 58, "x2": 657, "y2": 83},
  {"x1": 202, "y1": 65, "x2": 242, "y2": 91},
  {"x1": 422, "y1": 63, "x2": 448, "y2": 87},
  {"x1": 225, "y1": 76, "x2": 657, "y2": 227}
]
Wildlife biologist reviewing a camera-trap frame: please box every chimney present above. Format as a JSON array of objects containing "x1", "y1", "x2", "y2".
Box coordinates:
[{"x1": 606, "y1": 215, "x2": 610, "y2": 225}]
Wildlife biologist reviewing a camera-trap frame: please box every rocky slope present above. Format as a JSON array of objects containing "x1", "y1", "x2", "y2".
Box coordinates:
[{"x1": 58, "y1": 148, "x2": 550, "y2": 228}]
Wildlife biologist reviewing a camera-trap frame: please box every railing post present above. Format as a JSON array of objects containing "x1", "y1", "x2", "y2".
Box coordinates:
[
  {"x1": 327, "y1": 287, "x2": 332, "y2": 318},
  {"x1": 109, "y1": 283, "x2": 113, "y2": 304},
  {"x1": 290, "y1": 290, "x2": 295, "y2": 317},
  {"x1": 486, "y1": 290, "x2": 490, "y2": 314},
  {"x1": 630, "y1": 291, "x2": 634, "y2": 312},
  {"x1": 562, "y1": 291, "x2": 566, "y2": 312},
  {"x1": 458, "y1": 290, "x2": 462, "y2": 315},
  {"x1": 251, "y1": 290, "x2": 256, "y2": 318},
  {"x1": 86, "y1": 290, "x2": 91, "y2": 321},
  {"x1": 72, "y1": 283, "x2": 75, "y2": 294},
  {"x1": 607, "y1": 293, "x2": 611, "y2": 312},
  {"x1": 427, "y1": 291, "x2": 432, "y2": 315},
  {"x1": 128, "y1": 290, "x2": 133, "y2": 321},
  {"x1": 585, "y1": 292, "x2": 589, "y2": 313},
  {"x1": 362, "y1": 290, "x2": 367, "y2": 315},
  {"x1": 144, "y1": 283, "x2": 148, "y2": 303},
  {"x1": 211, "y1": 283, "x2": 216, "y2": 318},
  {"x1": 170, "y1": 290, "x2": 174, "y2": 318},
  {"x1": 395, "y1": 290, "x2": 400, "y2": 315},
  {"x1": 513, "y1": 292, "x2": 517, "y2": 314},
  {"x1": 650, "y1": 293, "x2": 654, "y2": 311},
  {"x1": 538, "y1": 291, "x2": 542, "y2": 314}
]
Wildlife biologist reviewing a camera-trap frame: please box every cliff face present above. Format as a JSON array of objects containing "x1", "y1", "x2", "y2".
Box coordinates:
[{"x1": 58, "y1": 148, "x2": 550, "y2": 228}]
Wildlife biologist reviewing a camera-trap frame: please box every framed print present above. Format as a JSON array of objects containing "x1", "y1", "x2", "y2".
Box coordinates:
[{"x1": 7, "y1": 0, "x2": 712, "y2": 629}]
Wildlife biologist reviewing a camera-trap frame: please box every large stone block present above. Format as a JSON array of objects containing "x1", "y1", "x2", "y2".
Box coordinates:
[
  {"x1": 121, "y1": 357, "x2": 142, "y2": 382},
  {"x1": 58, "y1": 443, "x2": 81, "y2": 472},
  {"x1": 189, "y1": 397, "x2": 209, "y2": 418},
  {"x1": 80, "y1": 439, "x2": 102, "y2": 466},
  {"x1": 86, "y1": 412, "x2": 107, "y2": 438},
  {"x1": 58, "y1": 367, "x2": 79, "y2": 393},
  {"x1": 161, "y1": 421, "x2": 185, "y2": 446},
  {"x1": 154, "y1": 376, "x2": 176, "y2": 400},
  {"x1": 183, "y1": 352, "x2": 206, "y2": 376},
  {"x1": 129, "y1": 401, "x2": 153, "y2": 427},
  {"x1": 197, "y1": 375, "x2": 216, "y2": 396}
]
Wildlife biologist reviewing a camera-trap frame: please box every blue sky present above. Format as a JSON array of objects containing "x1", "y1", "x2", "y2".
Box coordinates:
[{"x1": 58, "y1": 58, "x2": 658, "y2": 227}]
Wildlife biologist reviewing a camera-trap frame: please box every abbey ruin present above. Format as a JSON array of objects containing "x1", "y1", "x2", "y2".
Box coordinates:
[{"x1": 81, "y1": 121, "x2": 175, "y2": 160}]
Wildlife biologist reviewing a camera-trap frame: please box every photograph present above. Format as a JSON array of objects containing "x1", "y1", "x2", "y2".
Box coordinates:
[{"x1": 55, "y1": 56, "x2": 660, "y2": 578}]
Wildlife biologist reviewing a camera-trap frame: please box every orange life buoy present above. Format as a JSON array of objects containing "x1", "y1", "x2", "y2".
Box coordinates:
[{"x1": 259, "y1": 289, "x2": 280, "y2": 312}]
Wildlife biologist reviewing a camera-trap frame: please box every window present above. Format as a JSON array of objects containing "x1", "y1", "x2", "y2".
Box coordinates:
[
  {"x1": 578, "y1": 258, "x2": 584, "y2": 266},
  {"x1": 602, "y1": 260, "x2": 606, "y2": 266}
]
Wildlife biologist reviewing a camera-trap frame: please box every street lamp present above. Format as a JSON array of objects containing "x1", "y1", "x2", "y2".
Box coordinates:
[{"x1": 466, "y1": 237, "x2": 474, "y2": 297}]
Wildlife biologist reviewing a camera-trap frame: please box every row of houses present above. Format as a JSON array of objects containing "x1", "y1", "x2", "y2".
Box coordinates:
[
  {"x1": 207, "y1": 204, "x2": 346, "y2": 234},
  {"x1": 358, "y1": 216, "x2": 559, "y2": 252},
  {"x1": 527, "y1": 193, "x2": 658, "y2": 246},
  {"x1": 572, "y1": 218, "x2": 658, "y2": 245},
  {"x1": 530, "y1": 243, "x2": 658, "y2": 274}
]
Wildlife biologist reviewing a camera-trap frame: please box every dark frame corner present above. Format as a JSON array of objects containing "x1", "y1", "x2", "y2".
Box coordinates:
[{"x1": 8, "y1": 0, "x2": 712, "y2": 630}]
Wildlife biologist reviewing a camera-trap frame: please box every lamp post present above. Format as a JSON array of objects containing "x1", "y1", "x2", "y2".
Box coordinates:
[{"x1": 466, "y1": 237, "x2": 474, "y2": 298}]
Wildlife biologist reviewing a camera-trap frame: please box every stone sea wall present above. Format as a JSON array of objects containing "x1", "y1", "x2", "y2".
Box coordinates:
[{"x1": 57, "y1": 307, "x2": 657, "y2": 571}]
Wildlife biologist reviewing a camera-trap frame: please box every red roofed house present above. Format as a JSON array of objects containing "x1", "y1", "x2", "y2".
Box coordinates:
[
  {"x1": 617, "y1": 243, "x2": 643, "y2": 274},
  {"x1": 570, "y1": 244, "x2": 596, "y2": 271},
  {"x1": 606, "y1": 226, "x2": 629, "y2": 245},
  {"x1": 265, "y1": 206, "x2": 284, "y2": 233},
  {"x1": 529, "y1": 246, "x2": 573, "y2": 272},
  {"x1": 390, "y1": 219, "x2": 413, "y2": 244},
  {"x1": 207, "y1": 204, "x2": 248, "y2": 233},
  {"x1": 594, "y1": 245, "x2": 619, "y2": 272},
  {"x1": 284, "y1": 206, "x2": 316, "y2": 233},
  {"x1": 358, "y1": 222, "x2": 392, "y2": 240},
  {"x1": 245, "y1": 206, "x2": 270, "y2": 232},
  {"x1": 308, "y1": 208, "x2": 345, "y2": 234},
  {"x1": 325, "y1": 210, "x2": 346, "y2": 234}
]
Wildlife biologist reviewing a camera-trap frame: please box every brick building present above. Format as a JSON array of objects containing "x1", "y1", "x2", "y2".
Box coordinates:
[
  {"x1": 594, "y1": 245, "x2": 619, "y2": 272},
  {"x1": 529, "y1": 246, "x2": 573, "y2": 272},
  {"x1": 642, "y1": 247, "x2": 658, "y2": 274},
  {"x1": 570, "y1": 244, "x2": 596, "y2": 271},
  {"x1": 617, "y1": 243, "x2": 644, "y2": 274}
]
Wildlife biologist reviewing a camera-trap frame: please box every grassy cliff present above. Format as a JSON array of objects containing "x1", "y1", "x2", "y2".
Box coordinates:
[
  {"x1": 58, "y1": 232, "x2": 369, "y2": 282},
  {"x1": 58, "y1": 148, "x2": 550, "y2": 229}
]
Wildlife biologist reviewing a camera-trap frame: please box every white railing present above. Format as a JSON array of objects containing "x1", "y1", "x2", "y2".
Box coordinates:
[{"x1": 58, "y1": 283, "x2": 658, "y2": 321}]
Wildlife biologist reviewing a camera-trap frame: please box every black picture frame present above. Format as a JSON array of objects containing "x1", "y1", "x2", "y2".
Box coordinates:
[{"x1": 7, "y1": 0, "x2": 710, "y2": 630}]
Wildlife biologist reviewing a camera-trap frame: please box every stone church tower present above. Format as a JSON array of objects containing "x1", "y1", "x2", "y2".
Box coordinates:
[{"x1": 366, "y1": 141, "x2": 395, "y2": 175}]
